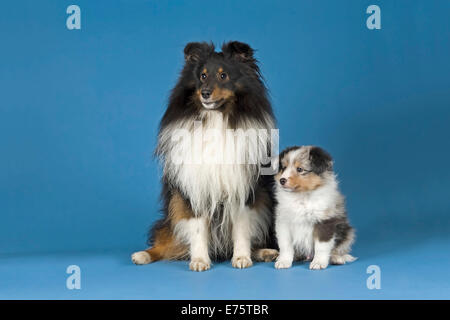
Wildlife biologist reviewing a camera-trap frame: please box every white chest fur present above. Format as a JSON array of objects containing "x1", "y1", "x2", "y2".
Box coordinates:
[
  {"x1": 158, "y1": 111, "x2": 273, "y2": 218},
  {"x1": 274, "y1": 182, "x2": 339, "y2": 255}
]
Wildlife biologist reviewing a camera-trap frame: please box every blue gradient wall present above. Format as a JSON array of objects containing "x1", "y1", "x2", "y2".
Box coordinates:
[{"x1": 1, "y1": 0, "x2": 449, "y2": 254}]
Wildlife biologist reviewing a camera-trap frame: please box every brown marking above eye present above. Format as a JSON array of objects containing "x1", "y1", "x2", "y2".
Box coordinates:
[{"x1": 216, "y1": 67, "x2": 228, "y2": 81}]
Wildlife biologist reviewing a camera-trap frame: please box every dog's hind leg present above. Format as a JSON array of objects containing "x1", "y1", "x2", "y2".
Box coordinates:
[
  {"x1": 131, "y1": 221, "x2": 189, "y2": 265},
  {"x1": 253, "y1": 248, "x2": 279, "y2": 262},
  {"x1": 131, "y1": 247, "x2": 163, "y2": 265},
  {"x1": 330, "y1": 228, "x2": 357, "y2": 265}
]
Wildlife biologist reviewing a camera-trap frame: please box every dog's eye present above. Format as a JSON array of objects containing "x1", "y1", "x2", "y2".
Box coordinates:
[
  {"x1": 201, "y1": 73, "x2": 207, "y2": 80},
  {"x1": 220, "y1": 72, "x2": 227, "y2": 80},
  {"x1": 297, "y1": 167, "x2": 303, "y2": 173}
]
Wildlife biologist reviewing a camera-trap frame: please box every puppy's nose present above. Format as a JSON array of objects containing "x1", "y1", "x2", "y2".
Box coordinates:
[
  {"x1": 201, "y1": 89, "x2": 211, "y2": 99},
  {"x1": 280, "y1": 178, "x2": 287, "y2": 185}
]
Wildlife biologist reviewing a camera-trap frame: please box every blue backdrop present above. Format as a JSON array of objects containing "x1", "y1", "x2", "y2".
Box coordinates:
[{"x1": 1, "y1": 0, "x2": 449, "y2": 299}]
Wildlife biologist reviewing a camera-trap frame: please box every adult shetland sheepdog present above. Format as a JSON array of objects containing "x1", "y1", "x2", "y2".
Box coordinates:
[{"x1": 131, "y1": 41, "x2": 278, "y2": 271}]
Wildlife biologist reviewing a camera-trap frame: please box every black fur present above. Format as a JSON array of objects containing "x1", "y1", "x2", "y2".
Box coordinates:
[
  {"x1": 314, "y1": 217, "x2": 353, "y2": 247},
  {"x1": 309, "y1": 146, "x2": 333, "y2": 175},
  {"x1": 159, "y1": 41, "x2": 274, "y2": 130}
]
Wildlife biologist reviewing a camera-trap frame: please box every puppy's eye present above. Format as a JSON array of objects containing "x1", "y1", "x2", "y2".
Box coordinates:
[
  {"x1": 201, "y1": 73, "x2": 207, "y2": 80},
  {"x1": 220, "y1": 72, "x2": 227, "y2": 80},
  {"x1": 297, "y1": 167, "x2": 303, "y2": 173}
]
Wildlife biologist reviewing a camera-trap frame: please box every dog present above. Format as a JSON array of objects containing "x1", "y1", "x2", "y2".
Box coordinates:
[
  {"x1": 274, "y1": 145, "x2": 356, "y2": 270},
  {"x1": 131, "y1": 41, "x2": 278, "y2": 271}
]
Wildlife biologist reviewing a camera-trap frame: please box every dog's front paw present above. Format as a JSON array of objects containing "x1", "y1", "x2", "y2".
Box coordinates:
[
  {"x1": 309, "y1": 258, "x2": 329, "y2": 270},
  {"x1": 131, "y1": 251, "x2": 151, "y2": 265},
  {"x1": 232, "y1": 256, "x2": 253, "y2": 269},
  {"x1": 189, "y1": 258, "x2": 211, "y2": 272},
  {"x1": 275, "y1": 259, "x2": 292, "y2": 269}
]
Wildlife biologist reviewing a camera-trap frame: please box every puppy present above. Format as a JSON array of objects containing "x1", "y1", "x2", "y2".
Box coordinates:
[{"x1": 274, "y1": 146, "x2": 356, "y2": 270}]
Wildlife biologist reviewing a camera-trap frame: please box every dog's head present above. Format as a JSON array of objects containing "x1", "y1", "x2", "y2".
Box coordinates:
[
  {"x1": 181, "y1": 41, "x2": 263, "y2": 111},
  {"x1": 275, "y1": 146, "x2": 333, "y2": 192}
]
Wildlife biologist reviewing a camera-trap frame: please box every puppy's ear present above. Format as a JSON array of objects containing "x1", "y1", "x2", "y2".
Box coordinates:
[
  {"x1": 309, "y1": 147, "x2": 333, "y2": 175},
  {"x1": 184, "y1": 42, "x2": 214, "y2": 62},
  {"x1": 222, "y1": 41, "x2": 255, "y2": 63}
]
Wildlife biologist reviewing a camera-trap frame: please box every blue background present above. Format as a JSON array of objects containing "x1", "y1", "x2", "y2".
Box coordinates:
[{"x1": 1, "y1": 0, "x2": 449, "y2": 299}]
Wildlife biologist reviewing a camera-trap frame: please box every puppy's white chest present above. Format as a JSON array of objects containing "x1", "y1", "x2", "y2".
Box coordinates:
[
  {"x1": 289, "y1": 220, "x2": 315, "y2": 255},
  {"x1": 278, "y1": 191, "x2": 329, "y2": 221},
  {"x1": 276, "y1": 190, "x2": 331, "y2": 256}
]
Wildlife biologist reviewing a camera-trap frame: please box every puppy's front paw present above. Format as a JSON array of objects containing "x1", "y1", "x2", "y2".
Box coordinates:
[
  {"x1": 131, "y1": 251, "x2": 151, "y2": 265},
  {"x1": 309, "y1": 258, "x2": 329, "y2": 270},
  {"x1": 275, "y1": 259, "x2": 292, "y2": 269},
  {"x1": 232, "y1": 256, "x2": 253, "y2": 269},
  {"x1": 189, "y1": 258, "x2": 211, "y2": 272}
]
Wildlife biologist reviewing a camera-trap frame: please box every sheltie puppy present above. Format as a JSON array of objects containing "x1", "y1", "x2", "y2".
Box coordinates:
[
  {"x1": 274, "y1": 146, "x2": 356, "y2": 270},
  {"x1": 131, "y1": 41, "x2": 278, "y2": 271}
]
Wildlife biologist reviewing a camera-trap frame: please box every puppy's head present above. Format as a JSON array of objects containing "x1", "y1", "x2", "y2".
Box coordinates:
[{"x1": 275, "y1": 146, "x2": 333, "y2": 192}]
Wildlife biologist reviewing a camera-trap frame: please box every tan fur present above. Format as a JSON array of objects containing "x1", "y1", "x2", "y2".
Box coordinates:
[
  {"x1": 211, "y1": 86, "x2": 234, "y2": 101},
  {"x1": 291, "y1": 173, "x2": 323, "y2": 191},
  {"x1": 144, "y1": 225, "x2": 189, "y2": 261},
  {"x1": 168, "y1": 191, "x2": 194, "y2": 225},
  {"x1": 145, "y1": 192, "x2": 192, "y2": 261},
  {"x1": 253, "y1": 248, "x2": 279, "y2": 262},
  {"x1": 276, "y1": 158, "x2": 323, "y2": 192}
]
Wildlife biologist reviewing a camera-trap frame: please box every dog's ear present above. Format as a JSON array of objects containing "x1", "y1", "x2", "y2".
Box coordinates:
[
  {"x1": 184, "y1": 42, "x2": 214, "y2": 63},
  {"x1": 222, "y1": 41, "x2": 255, "y2": 63},
  {"x1": 309, "y1": 146, "x2": 333, "y2": 175}
]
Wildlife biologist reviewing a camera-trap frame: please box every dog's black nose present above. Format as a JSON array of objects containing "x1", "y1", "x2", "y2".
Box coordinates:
[
  {"x1": 201, "y1": 89, "x2": 211, "y2": 99},
  {"x1": 280, "y1": 178, "x2": 287, "y2": 185}
]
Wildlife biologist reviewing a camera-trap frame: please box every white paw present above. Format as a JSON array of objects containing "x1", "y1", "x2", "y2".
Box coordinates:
[
  {"x1": 275, "y1": 259, "x2": 292, "y2": 269},
  {"x1": 309, "y1": 259, "x2": 329, "y2": 270},
  {"x1": 189, "y1": 258, "x2": 211, "y2": 272},
  {"x1": 131, "y1": 251, "x2": 151, "y2": 265},
  {"x1": 330, "y1": 255, "x2": 346, "y2": 265},
  {"x1": 331, "y1": 254, "x2": 357, "y2": 265},
  {"x1": 232, "y1": 256, "x2": 253, "y2": 269}
]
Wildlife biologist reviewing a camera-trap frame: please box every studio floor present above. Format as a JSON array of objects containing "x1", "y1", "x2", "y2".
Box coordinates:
[{"x1": 1, "y1": 236, "x2": 449, "y2": 300}]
